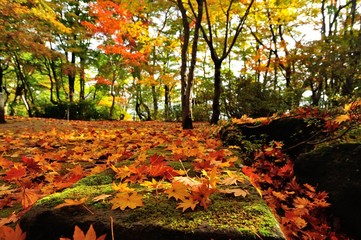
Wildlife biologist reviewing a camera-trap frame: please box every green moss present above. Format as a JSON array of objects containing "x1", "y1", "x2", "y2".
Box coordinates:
[
  {"x1": 37, "y1": 171, "x2": 116, "y2": 208},
  {"x1": 33, "y1": 159, "x2": 284, "y2": 239},
  {"x1": 0, "y1": 203, "x2": 22, "y2": 219},
  {"x1": 72, "y1": 169, "x2": 114, "y2": 186}
]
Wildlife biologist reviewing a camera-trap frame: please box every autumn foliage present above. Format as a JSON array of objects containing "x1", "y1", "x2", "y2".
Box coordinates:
[{"x1": 0, "y1": 103, "x2": 359, "y2": 239}]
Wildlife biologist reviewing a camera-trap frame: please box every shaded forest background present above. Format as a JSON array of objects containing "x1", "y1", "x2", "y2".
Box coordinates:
[{"x1": 0, "y1": 0, "x2": 360, "y2": 128}]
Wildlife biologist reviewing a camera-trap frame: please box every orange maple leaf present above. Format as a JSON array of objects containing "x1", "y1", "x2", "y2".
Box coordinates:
[
  {"x1": 165, "y1": 181, "x2": 190, "y2": 201},
  {"x1": 191, "y1": 180, "x2": 215, "y2": 210},
  {"x1": 176, "y1": 198, "x2": 199, "y2": 212},
  {"x1": 0, "y1": 212, "x2": 19, "y2": 227},
  {"x1": 21, "y1": 188, "x2": 40, "y2": 209},
  {"x1": 110, "y1": 192, "x2": 143, "y2": 210},
  {"x1": 54, "y1": 197, "x2": 89, "y2": 209},
  {"x1": 60, "y1": 224, "x2": 106, "y2": 240},
  {"x1": 293, "y1": 197, "x2": 311, "y2": 209},
  {"x1": 0, "y1": 224, "x2": 26, "y2": 240}
]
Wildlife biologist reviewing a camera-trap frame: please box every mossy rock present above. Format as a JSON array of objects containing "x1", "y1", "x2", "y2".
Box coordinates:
[{"x1": 20, "y1": 170, "x2": 286, "y2": 240}]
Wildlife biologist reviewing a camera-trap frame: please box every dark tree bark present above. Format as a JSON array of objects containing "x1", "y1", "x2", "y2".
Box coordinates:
[
  {"x1": 68, "y1": 51, "x2": 76, "y2": 103},
  {"x1": 176, "y1": 0, "x2": 204, "y2": 129},
  {"x1": 164, "y1": 84, "x2": 170, "y2": 121},
  {"x1": 0, "y1": 63, "x2": 6, "y2": 123}
]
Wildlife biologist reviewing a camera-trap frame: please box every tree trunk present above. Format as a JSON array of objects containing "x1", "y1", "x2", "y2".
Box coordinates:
[
  {"x1": 0, "y1": 92, "x2": 5, "y2": 123},
  {"x1": 79, "y1": 57, "x2": 85, "y2": 101},
  {"x1": 164, "y1": 84, "x2": 170, "y2": 121},
  {"x1": 0, "y1": 66, "x2": 5, "y2": 123},
  {"x1": 68, "y1": 51, "x2": 76, "y2": 103},
  {"x1": 177, "y1": 0, "x2": 204, "y2": 129},
  {"x1": 210, "y1": 61, "x2": 222, "y2": 124},
  {"x1": 152, "y1": 85, "x2": 158, "y2": 120}
]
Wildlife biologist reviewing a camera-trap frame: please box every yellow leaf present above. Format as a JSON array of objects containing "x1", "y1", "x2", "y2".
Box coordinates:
[
  {"x1": 334, "y1": 114, "x2": 350, "y2": 124},
  {"x1": 54, "y1": 197, "x2": 89, "y2": 209},
  {"x1": 110, "y1": 192, "x2": 143, "y2": 210},
  {"x1": 111, "y1": 182, "x2": 134, "y2": 193},
  {"x1": 165, "y1": 181, "x2": 190, "y2": 201}
]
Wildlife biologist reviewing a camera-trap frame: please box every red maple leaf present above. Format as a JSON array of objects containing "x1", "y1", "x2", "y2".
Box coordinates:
[{"x1": 3, "y1": 165, "x2": 27, "y2": 181}]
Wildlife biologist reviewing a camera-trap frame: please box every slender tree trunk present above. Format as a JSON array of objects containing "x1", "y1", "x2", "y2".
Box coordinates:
[
  {"x1": 79, "y1": 57, "x2": 85, "y2": 101},
  {"x1": 164, "y1": 84, "x2": 170, "y2": 121},
  {"x1": 0, "y1": 92, "x2": 5, "y2": 123},
  {"x1": 210, "y1": 61, "x2": 222, "y2": 124},
  {"x1": 152, "y1": 85, "x2": 158, "y2": 119},
  {"x1": 68, "y1": 51, "x2": 76, "y2": 102},
  {"x1": 177, "y1": 0, "x2": 204, "y2": 129},
  {"x1": 0, "y1": 67, "x2": 5, "y2": 123}
]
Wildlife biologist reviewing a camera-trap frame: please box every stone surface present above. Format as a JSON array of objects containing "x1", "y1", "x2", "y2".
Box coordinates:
[
  {"x1": 294, "y1": 143, "x2": 361, "y2": 239},
  {"x1": 20, "y1": 170, "x2": 286, "y2": 240},
  {"x1": 220, "y1": 117, "x2": 326, "y2": 158}
]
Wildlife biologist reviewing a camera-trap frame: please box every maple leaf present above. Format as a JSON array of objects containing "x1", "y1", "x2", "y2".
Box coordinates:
[
  {"x1": 0, "y1": 224, "x2": 26, "y2": 240},
  {"x1": 165, "y1": 181, "x2": 190, "y2": 201},
  {"x1": 92, "y1": 194, "x2": 112, "y2": 202},
  {"x1": 0, "y1": 212, "x2": 19, "y2": 227},
  {"x1": 191, "y1": 180, "x2": 215, "y2": 210},
  {"x1": 220, "y1": 170, "x2": 244, "y2": 185},
  {"x1": 60, "y1": 225, "x2": 106, "y2": 240},
  {"x1": 22, "y1": 156, "x2": 40, "y2": 172},
  {"x1": 218, "y1": 188, "x2": 248, "y2": 197},
  {"x1": 149, "y1": 154, "x2": 166, "y2": 165},
  {"x1": 334, "y1": 114, "x2": 350, "y2": 124},
  {"x1": 110, "y1": 165, "x2": 132, "y2": 180},
  {"x1": 176, "y1": 198, "x2": 199, "y2": 212},
  {"x1": 172, "y1": 176, "x2": 200, "y2": 187},
  {"x1": 3, "y1": 165, "x2": 27, "y2": 181},
  {"x1": 0, "y1": 184, "x2": 16, "y2": 197},
  {"x1": 293, "y1": 197, "x2": 311, "y2": 209},
  {"x1": 201, "y1": 167, "x2": 219, "y2": 188},
  {"x1": 272, "y1": 191, "x2": 288, "y2": 201},
  {"x1": 111, "y1": 182, "x2": 134, "y2": 193},
  {"x1": 54, "y1": 197, "x2": 89, "y2": 209},
  {"x1": 110, "y1": 192, "x2": 143, "y2": 210},
  {"x1": 21, "y1": 188, "x2": 40, "y2": 209}
]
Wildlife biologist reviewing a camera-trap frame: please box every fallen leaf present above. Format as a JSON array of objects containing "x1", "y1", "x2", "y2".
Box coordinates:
[
  {"x1": 92, "y1": 194, "x2": 112, "y2": 202},
  {"x1": 110, "y1": 192, "x2": 143, "y2": 210},
  {"x1": 0, "y1": 212, "x2": 19, "y2": 227},
  {"x1": 21, "y1": 188, "x2": 40, "y2": 209},
  {"x1": 0, "y1": 224, "x2": 26, "y2": 240},
  {"x1": 165, "y1": 181, "x2": 190, "y2": 201},
  {"x1": 3, "y1": 165, "x2": 27, "y2": 181},
  {"x1": 218, "y1": 188, "x2": 248, "y2": 197},
  {"x1": 54, "y1": 197, "x2": 89, "y2": 209},
  {"x1": 176, "y1": 198, "x2": 198, "y2": 212},
  {"x1": 60, "y1": 224, "x2": 106, "y2": 240}
]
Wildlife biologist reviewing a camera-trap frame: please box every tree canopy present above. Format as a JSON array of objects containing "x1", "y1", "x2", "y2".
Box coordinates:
[{"x1": 0, "y1": 0, "x2": 360, "y2": 126}]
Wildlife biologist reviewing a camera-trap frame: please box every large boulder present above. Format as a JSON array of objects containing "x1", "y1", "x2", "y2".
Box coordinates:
[
  {"x1": 20, "y1": 170, "x2": 286, "y2": 240},
  {"x1": 294, "y1": 143, "x2": 361, "y2": 239},
  {"x1": 220, "y1": 117, "x2": 326, "y2": 158}
]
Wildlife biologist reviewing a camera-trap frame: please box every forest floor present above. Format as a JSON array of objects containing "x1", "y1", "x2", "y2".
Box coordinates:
[{"x1": 0, "y1": 116, "x2": 354, "y2": 239}]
